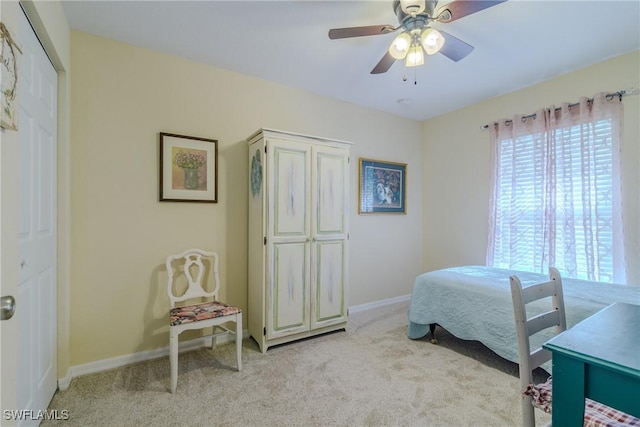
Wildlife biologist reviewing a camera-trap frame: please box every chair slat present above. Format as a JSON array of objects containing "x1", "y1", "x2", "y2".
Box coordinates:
[{"x1": 526, "y1": 311, "x2": 561, "y2": 336}]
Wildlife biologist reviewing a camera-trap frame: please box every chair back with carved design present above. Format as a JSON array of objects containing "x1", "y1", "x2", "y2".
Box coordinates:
[{"x1": 166, "y1": 248, "x2": 219, "y2": 308}]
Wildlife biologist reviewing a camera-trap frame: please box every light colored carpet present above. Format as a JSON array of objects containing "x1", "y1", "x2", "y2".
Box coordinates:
[{"x1": 43, "y1": 302, "x2": 551, "y2": 426}]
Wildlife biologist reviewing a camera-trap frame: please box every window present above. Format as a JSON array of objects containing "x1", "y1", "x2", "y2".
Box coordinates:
[{"x1": 487, "y1": 93, "x2": 625, "y2": 283}]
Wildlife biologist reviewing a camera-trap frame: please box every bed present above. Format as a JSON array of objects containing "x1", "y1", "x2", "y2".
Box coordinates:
[{"x1": 407, "y1": 266, "x2": 640, "y2": 370}]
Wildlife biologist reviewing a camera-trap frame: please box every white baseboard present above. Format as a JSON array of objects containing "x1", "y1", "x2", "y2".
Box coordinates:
[
  {"x1": 57, "y1": 331, "x2": 245, "y2": 391},
  {"x1": 348, "y1": 294, "x2": 411, "y2": 314},
  {"x1": 57, "y1": 295, "x2": 411, "y2": 390}
]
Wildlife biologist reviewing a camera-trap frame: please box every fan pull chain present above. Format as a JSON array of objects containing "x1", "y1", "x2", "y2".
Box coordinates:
[
  {"x1": 401, "y1": 60, "x2": 418, "y2": 85},
  {"x1": 401, "y1": 68, "x2": 418, "y2": 85}
]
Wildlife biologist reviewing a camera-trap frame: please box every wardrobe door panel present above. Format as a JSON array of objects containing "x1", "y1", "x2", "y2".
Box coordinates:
[
  {"x1": 313, "y1": 240, "x2": 347, "y2": 328},
  {"x1": 268, "y1": 242, "x2": 310, "y2": 338}
]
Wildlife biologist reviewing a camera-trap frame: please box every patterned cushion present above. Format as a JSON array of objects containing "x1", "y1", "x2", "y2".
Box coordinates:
[
  {"x1": 584, "y1": 401, "x2": 640, "y2": 427},
  {"x1": 524, "y1": 376, "x2": 553, "y2": 413},
  {"x1": 170, "y1": 301, "x2": 241, "y2": 326},
  {"x1": 524, "y1": 377, "x2": 640, "y2": 426}
]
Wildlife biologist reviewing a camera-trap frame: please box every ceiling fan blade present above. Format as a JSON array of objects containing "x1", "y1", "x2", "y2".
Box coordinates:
[
  {"x1": 438, "y1": 30, "x2": 474, "y2": 62},
  {"x1": 371, "y1": 52, "x2": 396, "y2": 74},
  {"x1": 437, "y1": 0, "x2": 507, "y2": 23},
  {"x1": 329, "y1": 25, "x2": 395, "y2": 40}
]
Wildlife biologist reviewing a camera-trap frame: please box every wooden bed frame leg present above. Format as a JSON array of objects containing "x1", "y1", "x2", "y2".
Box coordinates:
[{"x1": 429, "y1": 323, "x2": 438, "y2": 344}]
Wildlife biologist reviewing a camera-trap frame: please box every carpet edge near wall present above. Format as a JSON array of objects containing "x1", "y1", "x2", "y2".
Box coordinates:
[{"x1": 58, "y1": 295, "x2": 413, "y2": 390}]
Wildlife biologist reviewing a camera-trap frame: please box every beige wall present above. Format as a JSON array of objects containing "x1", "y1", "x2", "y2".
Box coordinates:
[
  {"x1": 421, "y1": 51, "x2": 640, "y2": 284},
  {"x1": 69, "y1": 31, "x2": 424, "y2": 366}
]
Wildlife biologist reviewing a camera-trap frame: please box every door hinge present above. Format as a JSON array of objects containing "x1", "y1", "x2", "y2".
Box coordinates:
[
  {"x1": 264, "y1": 145, "x2": 267, "y2": 154},
  {"x1": 264, "y1": 237, "x2": 267, "y2": 245},
  {"x1": 263, "y1": 327, "x2": 266, "y2": 336}
]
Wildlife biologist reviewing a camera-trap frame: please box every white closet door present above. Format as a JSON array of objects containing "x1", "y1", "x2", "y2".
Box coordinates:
[{"x1": 16, "y1": 8, "x2": 58, "y2": 425}]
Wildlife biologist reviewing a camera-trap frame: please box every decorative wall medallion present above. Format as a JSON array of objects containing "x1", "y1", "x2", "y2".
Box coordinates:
[
  {"x1": 0, "y1": 22, "x2": 21, "y2": 131},
  {"x1": 251, "y1": 149, "x2": 263, "y2": 198}
]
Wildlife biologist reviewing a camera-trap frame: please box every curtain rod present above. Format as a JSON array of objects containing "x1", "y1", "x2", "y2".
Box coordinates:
[{"x1": 481, "y1": 88, "x2": 638, "y2": 130}]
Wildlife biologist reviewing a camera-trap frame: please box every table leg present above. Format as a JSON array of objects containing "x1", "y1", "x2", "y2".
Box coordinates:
[{"x1": 552, "y1": 353, "x2": 586, "y2": 426}]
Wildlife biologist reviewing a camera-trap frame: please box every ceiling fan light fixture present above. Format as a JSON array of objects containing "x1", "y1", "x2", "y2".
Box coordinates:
[
  {"x1": 421, "y1": 27, "x2": 445, "y2": 55},
  {"x1": 328, "y1": 0, "x2": 507, "y2": 74},
  {"x1": 389, "y1": 32, "x2": 411, "y2": 59},
  {"x1": 400, "y1": 0, "x2": 425, "y2": 16},
  {"x1": 405, "y1": 44, "x2": 424, "y2": 67}
]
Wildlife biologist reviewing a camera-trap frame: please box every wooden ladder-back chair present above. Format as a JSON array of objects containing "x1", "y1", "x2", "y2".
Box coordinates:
[
  {"x1": 510, "y1": 269, "x2": 640, "y2": 427},
  {"x1": 510, "y1": 267, "x2": 566, "y2": 427},
  {"x1": 166, "y1": 249, "x2": 242, "y2": 393}
]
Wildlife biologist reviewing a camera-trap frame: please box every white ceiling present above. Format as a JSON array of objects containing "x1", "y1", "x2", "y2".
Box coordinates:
[{"x1": 61, "y1": 0, "x2": 640, "y2": 121}]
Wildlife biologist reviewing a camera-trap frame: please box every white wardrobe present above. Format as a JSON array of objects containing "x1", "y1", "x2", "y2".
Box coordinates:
[{"x1": 247, "y1": 129, "x2": 351, "y2": 353}]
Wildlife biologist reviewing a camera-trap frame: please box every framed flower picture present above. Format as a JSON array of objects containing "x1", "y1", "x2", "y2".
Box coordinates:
[
  {"x1": 159, "y1": 132, "x2": 218, "y2": 202},
  {"x1": 358, "y1": 158, "x2": 407, "y2": 214}
]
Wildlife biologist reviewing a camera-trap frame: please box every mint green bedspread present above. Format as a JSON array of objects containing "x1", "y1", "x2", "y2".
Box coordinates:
[{"x1": 407, "y1": 266, "x2": 640, "y2": 369}]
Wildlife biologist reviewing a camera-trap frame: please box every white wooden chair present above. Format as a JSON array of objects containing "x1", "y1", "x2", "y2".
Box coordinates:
[
  {"x1": 510, "y1": 267, "x2": 566, "y2": 427},
  {"x1": 511, "y1": 269, "x2": 640, "y2": 426},
  {"x1": 166, "y1": 248, "x2": 242, "y2": 393}
]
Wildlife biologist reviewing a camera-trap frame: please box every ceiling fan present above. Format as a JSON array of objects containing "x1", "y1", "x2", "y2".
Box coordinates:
[{"x1": 328, "y1": 0, "x2": 507, "y2": 74}]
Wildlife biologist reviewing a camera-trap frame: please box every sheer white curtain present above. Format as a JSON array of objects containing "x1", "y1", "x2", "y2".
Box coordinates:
[{"x1": 487, "y1": 92, "x2": 625, "y2": 283}]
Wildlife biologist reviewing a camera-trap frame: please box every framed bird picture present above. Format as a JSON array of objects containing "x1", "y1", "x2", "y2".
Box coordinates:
[{"x1": 358, "y1": 158, "x2": 407, "y2": 214}]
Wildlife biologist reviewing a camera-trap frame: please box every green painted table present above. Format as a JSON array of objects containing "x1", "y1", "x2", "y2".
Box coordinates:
[{"x1": 543, "y1": 302, "x2": 640, "y2": 426}]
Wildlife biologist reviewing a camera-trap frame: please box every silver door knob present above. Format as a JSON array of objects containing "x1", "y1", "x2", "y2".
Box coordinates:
[{"x1": 1, "y1": 295, "x2": 16, "y2": 321}]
